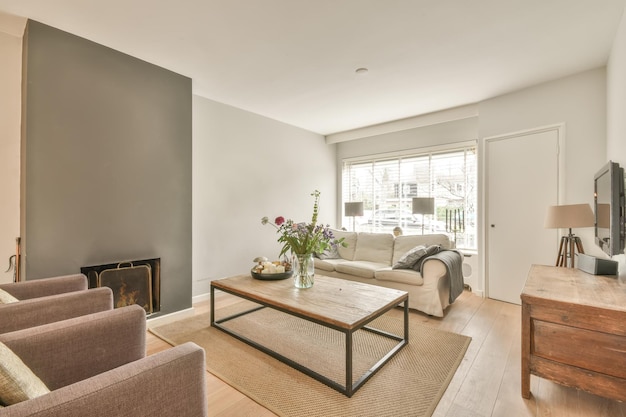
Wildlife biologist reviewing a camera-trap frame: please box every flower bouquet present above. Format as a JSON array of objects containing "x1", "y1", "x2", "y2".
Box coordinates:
[{"x1": 262, "y1": 190, "x2": 345, "y2": 288}]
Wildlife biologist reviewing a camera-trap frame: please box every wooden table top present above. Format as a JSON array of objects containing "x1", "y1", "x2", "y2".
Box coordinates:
[
  {"x1": 522, "y1": 264, "x2": 626, "y2": 312},
  {"x1": 211, "y1": 274, "x2": 408, "y2": 331}
]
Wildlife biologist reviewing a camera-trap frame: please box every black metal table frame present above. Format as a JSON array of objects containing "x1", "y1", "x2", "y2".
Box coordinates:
[{"x1": 210, "y1": 284, "x2": 409, "y2": 397}]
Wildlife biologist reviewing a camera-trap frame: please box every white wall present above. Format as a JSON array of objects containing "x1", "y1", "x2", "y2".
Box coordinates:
[
  {"x1": 0, "y1": 12, "x2": 25, "y2": 284},
  {"x1": 478, "y1": 68, "x2": 608, "y2": 292},
  {"x1": 607, "y1": 9, "x2": 626, "y2": 276},
  {"x1": 192, "y1": 96, "x2": 336, "y2": 296},
  {"x1": 479, "y1": 68, "x2": 607, "y2": 208},
  {"x1": 336, "y1": 116, "x2": 479, "y2": 160},
  {"x1": 608, "y1": 9, "x2": 626, "y2": 165}
]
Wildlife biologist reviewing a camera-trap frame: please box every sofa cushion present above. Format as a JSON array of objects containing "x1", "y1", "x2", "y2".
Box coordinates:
[
  {"x1": 335, "y1": 261, "x2": 387, "y2": 279},
  {"x1": 0, "y1": 288, "x2": 19, "y2": 304},
  {"x1": 392, "y1": 234, "x2": 451, "y2": 265},
  {"x1": 313, "y1": 258, "x2": 345, "y2": 272},
  {"x1": 330, "y1": 229, "x2": 357, "y2": 261},
  {"x1": 354, "y1": 233, "x2": 394, "y2": 265},
  {"x1": 375, "y1": 268, "x2": 424, "y2": 286},
  {"x1": 392, "y1": 245, "x2": 428, "y2": 269},
  {"x1": 0, "y1": 342, "x2": 50, "y2": 405}
]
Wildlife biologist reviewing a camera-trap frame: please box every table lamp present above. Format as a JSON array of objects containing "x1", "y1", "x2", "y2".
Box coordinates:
[{"x1": 544, "y1": 203, "x2": 594, "y2": 268}]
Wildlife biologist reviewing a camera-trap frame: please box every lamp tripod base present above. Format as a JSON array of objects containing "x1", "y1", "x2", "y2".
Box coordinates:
[{"x1": 555, "y1": 234, "x2": 584, "y2": 268}]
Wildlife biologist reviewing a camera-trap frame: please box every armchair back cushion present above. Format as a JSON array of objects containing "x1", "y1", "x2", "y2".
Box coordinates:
[
  {"x1": 0, "y1": 287, "x2": 114, "y2": 335},
  {"x1": 0, "y1": 274, "x2": 87, "y2": 300}
]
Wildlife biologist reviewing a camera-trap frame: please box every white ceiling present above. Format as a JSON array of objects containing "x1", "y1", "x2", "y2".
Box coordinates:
[{"x1": 0, "y1": 0, "x2": 624, "y2": 135}]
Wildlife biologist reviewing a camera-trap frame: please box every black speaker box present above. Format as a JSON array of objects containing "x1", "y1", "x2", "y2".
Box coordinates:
[{"x1": 577, "y1": 253, "x2": 618, "y2": 276}]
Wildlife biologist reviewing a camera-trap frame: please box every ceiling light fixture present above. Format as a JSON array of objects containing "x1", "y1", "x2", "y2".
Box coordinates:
[{"x1": 355, "y1": 67, "x2": 368, "y2": 74}]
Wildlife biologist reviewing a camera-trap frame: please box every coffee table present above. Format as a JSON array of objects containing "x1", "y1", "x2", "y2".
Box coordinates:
[{"x1": 210, "y1": 274, "x2": 408, "y2": 397}]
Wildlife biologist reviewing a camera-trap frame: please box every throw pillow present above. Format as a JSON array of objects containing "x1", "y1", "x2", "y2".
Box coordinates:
[
  {"x1": 0, "y1": 288, "x2": 18, "y2": 304},
  {"x1": 316, "y1": 244, "x2": 340, "y2": 260},
  {"x1": 0, "y1": 342, "x2": 50, "y2": 405},
  {"x1": 412, "y1": 245, "x2": 443, "y2": 272},
  {"x1": 392, "y1": 245, "x2": 427, "y2": 269}
]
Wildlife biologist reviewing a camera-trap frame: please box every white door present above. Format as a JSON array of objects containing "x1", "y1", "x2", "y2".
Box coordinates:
[{"x1": 486, "y1": 128, "x2": 559, "y2": 304}]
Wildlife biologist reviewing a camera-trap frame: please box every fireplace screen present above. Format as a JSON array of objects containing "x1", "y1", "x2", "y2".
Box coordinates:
[{"x1": 81, "y1": 258, "x2": 160, "y2": 314}]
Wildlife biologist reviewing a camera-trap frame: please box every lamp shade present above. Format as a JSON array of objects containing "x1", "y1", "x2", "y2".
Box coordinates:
[
  {"x1": 344, "y1": 202, "x2": 364, "y2": 217},
  {"x1": 544, "y1": 204, "x2": 594, "y2": 229},
  {"x1": 412, "y1": 197, "x2": 435, "y2": 215}
]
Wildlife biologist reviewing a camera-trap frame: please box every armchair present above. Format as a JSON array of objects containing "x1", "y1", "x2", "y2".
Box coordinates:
[{"x1": 0, "y1": 305, "x2": 207, "y2": 416}]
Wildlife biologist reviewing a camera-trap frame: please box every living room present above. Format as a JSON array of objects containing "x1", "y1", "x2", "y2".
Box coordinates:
[{"x1": 1, "y1": 1, "x2": 625, "y2": 416}]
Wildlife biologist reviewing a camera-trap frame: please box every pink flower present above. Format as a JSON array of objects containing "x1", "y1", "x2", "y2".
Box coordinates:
[{"x1": 275, "y1": 216, "x2": 285, "y2": 226}]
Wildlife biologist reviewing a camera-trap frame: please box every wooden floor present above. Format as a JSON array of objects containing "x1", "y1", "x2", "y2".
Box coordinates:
[{"x1": 146, "y1": 290, "x2": 626, "y2": 417}]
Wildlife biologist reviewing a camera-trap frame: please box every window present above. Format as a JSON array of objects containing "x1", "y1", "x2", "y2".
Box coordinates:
[{"x1": 342, "y1": 142, "x2": 477, "y2": 250}]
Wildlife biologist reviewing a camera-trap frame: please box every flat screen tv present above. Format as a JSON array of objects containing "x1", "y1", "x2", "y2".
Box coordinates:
[{"x1": 594, "y1": 161, "x2": 625, "y2": 256}]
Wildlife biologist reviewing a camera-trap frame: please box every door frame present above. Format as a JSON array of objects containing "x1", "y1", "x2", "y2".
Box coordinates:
[{"x1": 481, "y1": 123, "x2": 565, "y2": 300}]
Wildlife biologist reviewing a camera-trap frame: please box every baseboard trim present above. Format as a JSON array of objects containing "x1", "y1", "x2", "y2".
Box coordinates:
[
  {"x1": 146, "y1": 293, "x2": 212, "y2": 328},
  {"x1": 192, "y1": 292, "x2": 211, "y2": 304},
  {"x1": 146, "y1": 307, "x2": 195, "y2": 329}
]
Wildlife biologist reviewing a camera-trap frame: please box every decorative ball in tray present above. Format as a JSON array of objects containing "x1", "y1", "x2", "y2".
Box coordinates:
[{"x1": 251, "y1": 257, "x2": 293, "y2": 281}]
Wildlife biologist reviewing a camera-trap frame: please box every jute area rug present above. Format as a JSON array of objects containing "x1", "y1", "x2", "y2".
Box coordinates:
[{"x1": 150, "y1": 301, "x2": 471, "y2": 417}]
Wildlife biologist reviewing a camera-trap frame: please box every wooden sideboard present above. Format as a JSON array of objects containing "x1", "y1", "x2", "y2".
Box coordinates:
[{"x1": 521, "y1": 264, "x2": 626, "y2": 401}]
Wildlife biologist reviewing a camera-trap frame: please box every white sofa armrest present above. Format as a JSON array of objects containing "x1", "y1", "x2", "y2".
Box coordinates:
[{"x1": 420, "y1": 258, "x2": 448, "y2": 287}]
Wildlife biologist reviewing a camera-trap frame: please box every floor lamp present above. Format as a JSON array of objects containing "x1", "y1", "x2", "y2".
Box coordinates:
[
  {"x1": 412, "y1": 197, "x2": 435, "y2": 235},
  {"x1": 544, "y1": 204, "x2": 594, "y2": 268},
  {"x1": 345, "y1": 202, "x2": 364, "y2": 232}
]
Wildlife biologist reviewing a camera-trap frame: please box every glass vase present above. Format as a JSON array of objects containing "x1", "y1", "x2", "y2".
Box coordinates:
[{"x1": 293, "y1": 253, "x2": 314, "y2": 288}]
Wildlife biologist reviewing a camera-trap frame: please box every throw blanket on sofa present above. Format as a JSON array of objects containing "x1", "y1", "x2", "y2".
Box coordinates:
[{"x1": 426, "y1": 250, "x2": 464, "y2": 303}]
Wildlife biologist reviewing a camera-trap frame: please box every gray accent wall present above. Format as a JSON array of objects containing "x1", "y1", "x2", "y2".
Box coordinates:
[{"x1": 21, "y1": 20, "x2": 192, "y2": 316}]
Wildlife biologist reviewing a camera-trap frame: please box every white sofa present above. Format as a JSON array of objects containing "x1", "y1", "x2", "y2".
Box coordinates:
[{"x1": 314, "y1": 230, "x2": 461, "y2": 317}]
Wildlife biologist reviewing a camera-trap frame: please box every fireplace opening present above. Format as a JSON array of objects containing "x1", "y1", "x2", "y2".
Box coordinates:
[{"x1": 81, "y1": 258, "x2": 160, "y2": 314}]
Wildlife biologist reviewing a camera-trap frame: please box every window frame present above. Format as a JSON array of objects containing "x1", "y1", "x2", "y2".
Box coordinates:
[{"x1": 341, "y1": 140, "x2": 477, "y2": 250}]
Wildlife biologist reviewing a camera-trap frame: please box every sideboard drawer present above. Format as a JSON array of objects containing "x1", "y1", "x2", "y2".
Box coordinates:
[
  {"x1": 529, "y1": 301, "x2": 626, "y2": 336},
  {"x1": 533, "y1": 320, "x2": 626, "y2": 379}
]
